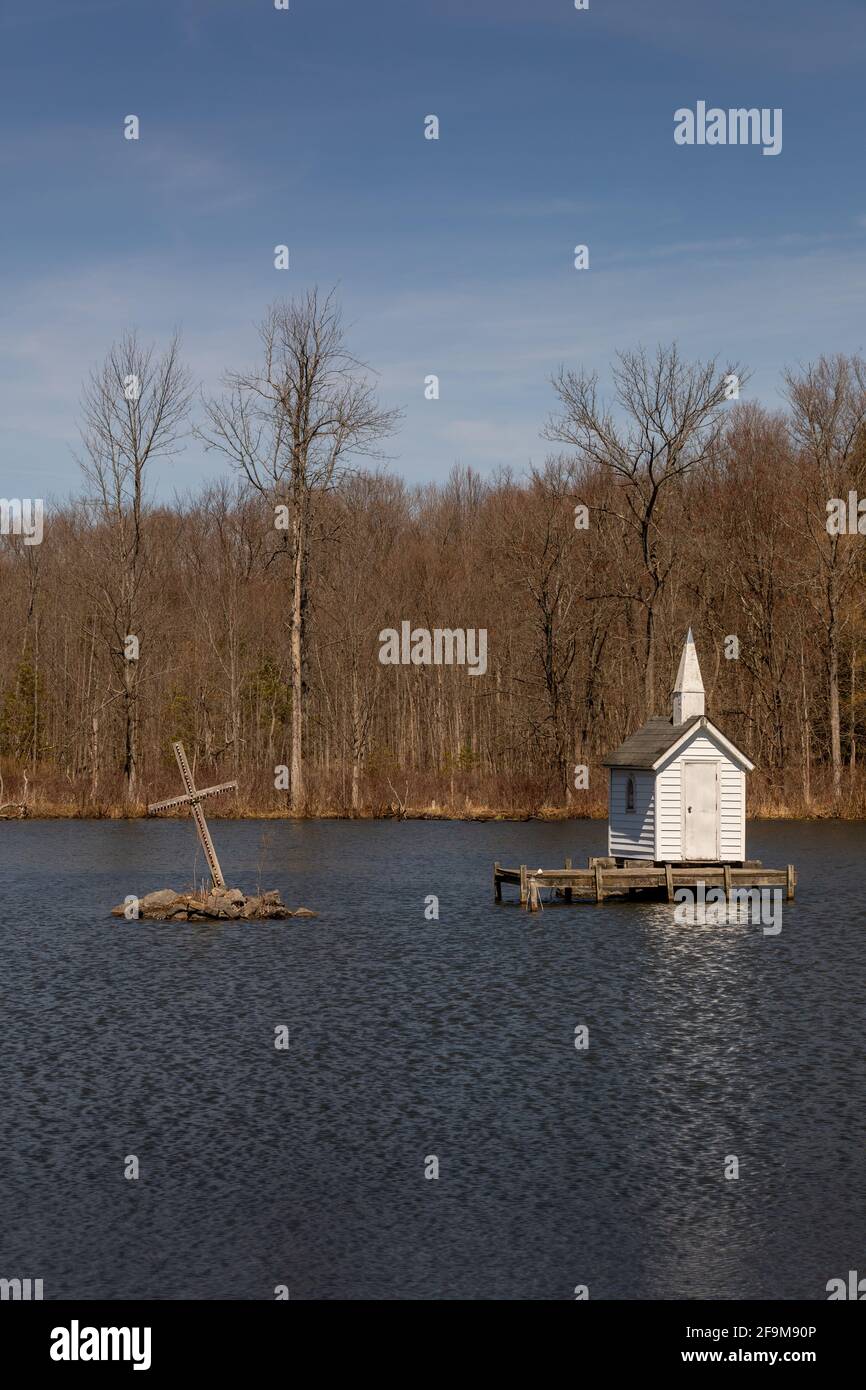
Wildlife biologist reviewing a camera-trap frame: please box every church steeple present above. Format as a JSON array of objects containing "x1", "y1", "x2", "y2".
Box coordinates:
[{"x1": 672, "y1": 628, "x2": 705, "y2": 724}]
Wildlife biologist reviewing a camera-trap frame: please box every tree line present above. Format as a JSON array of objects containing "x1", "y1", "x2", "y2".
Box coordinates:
[{"x1": 1, "y1": 290, "x2": 865, "y2": 819}]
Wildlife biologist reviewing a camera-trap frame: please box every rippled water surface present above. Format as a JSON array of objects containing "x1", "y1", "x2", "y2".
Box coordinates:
[{"x1": 0, "y1": 818, "x2": 864, "y2": 1300}]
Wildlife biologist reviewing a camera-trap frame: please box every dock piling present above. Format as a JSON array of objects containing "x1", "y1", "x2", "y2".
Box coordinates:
[{"x1": 594, "y1": 863, "x2": 604, "y2": 904}]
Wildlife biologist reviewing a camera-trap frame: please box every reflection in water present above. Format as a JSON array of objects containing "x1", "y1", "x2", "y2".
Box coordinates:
[{"x1": 0, "y1": 817, "x2": 863, "y2": 1300}]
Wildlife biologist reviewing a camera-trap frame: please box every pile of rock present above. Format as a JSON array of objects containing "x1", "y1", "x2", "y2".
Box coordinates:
[{"x1": 111, "y1": 887, "x2": 316, "y2": 922}]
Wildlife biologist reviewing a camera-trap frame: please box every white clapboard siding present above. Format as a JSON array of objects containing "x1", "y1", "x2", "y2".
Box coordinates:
[
  {"x1": 655, "y1": 729, "x2": 745, "y2": 861},
  {"x1": 719, "y1": 760, "x2": 746, "y2": 860},
  {"x1": 608, "y1": 768, "x2": 655, "y2": 859},
  {"x1": 655, "y1": 761, "x2": 685, "y2": 859}
]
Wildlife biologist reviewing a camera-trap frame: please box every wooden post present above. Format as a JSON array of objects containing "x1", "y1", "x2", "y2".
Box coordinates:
[
  {"x1": 564, "y1": 857, "x2": 573, "y2": 903},
  {"x1": 594, "y1": 863, "x2": 604, "y2": 904},
  {"x1": 519, "y1": 865, "x2": 528, "y2": 906},
  {"x1": 528, "y1": 877, "x2": 539, "y2": 912},
  {"x1": 723, "y1": 864, "x2": 732, "y2": 901},
  {"x1": 494, "y1": 861, "x2": 502, "y2": 901},
  {"x1": 786, "y1": 864, "x2": 795, "y2": 901},
  {"x1": 664, "y1": 862, "x2": 674, "y2": 903}
]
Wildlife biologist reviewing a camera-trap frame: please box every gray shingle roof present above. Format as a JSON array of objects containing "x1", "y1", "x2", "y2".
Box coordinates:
[{"x1": 602, "y1": 715, "x2": 702, "y2": 768}]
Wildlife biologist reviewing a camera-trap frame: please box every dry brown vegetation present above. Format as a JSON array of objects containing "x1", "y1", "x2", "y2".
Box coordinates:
[{"x1": 1, "y1": 305, "x2": 865, "y2": 821}]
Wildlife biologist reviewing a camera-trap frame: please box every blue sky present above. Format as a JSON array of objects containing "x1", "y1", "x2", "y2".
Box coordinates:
[{"x1": 2, "y1": 0, "x2": 865, "y2": 500}]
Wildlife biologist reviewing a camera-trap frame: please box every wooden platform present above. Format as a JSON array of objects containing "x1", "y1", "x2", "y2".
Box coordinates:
[{"x1": 493, "y1": 857, "x2": 796, "y2": 910}]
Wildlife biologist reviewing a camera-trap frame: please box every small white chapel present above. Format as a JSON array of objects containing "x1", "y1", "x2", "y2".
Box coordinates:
[{"x1": 602, "y1": 631, "x2": 754, "y2": 865}]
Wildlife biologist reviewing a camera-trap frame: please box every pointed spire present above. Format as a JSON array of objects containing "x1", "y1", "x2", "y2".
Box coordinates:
[{"x1": 672, "y1": 628, "x2": 705, "y2": 724}]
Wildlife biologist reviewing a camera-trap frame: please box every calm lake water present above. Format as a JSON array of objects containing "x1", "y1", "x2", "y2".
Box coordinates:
[{"x1": 0, "y1": 818, "x2": 864, "y2": 1301}]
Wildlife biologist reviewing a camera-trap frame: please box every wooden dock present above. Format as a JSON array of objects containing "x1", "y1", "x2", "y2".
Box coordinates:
[{"x1": 493, "y1": 857, "x2": 796, "y2": 910}]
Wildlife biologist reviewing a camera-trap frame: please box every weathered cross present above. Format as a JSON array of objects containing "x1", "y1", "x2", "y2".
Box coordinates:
[{"x1": 147, "y1": 741, "x2": 238, "y2": 889}]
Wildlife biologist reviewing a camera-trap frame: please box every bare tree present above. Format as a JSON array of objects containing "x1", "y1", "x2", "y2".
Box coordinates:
[
  {"x1": 199, "y1": 288, "x2": 400, "y2": 812},
  {"x1": 783, "y1": 354, "x2": 866, "y2": 805},
  {"x1": 313, "y1": 474, "x2": 407, "y2": 812},
  {"x1": 177, "y1": 480, "x2": 267, "y2": 783},
  {"x1": 545, "y1": 344, "x2": 744, "y2": 714},
  {"x1": 501, "y1": 460, "x2": 581, "y2": 802},
  {"x1": 77, "y1": 331, "x2": 192, "y2": 804}
]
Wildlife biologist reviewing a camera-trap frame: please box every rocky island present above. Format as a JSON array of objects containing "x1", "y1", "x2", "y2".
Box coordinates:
[{"x1": 111, "y1": 886, "x2": 317, "y2": 922}]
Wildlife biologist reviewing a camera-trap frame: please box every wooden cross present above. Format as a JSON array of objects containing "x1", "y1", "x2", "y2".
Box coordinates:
[{"x1": 147, "y1": 741, "x2": 238, "y2": 889}]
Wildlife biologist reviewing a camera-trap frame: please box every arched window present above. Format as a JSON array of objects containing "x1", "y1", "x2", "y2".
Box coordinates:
[{"x1": 626, "y1": 775, "x2": 635, "y2": 812}]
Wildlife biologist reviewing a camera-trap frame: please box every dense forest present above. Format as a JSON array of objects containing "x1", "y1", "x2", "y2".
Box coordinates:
[{"x1": 1, "y1": 292, "x2": 865, "y2": 820}]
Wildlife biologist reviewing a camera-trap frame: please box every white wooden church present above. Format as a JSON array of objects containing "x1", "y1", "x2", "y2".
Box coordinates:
[{"x1": 603, "y1": 631, "x2": 754, "y2": 865}]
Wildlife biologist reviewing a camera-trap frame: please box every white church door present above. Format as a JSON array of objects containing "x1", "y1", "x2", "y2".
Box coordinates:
[{"x1": 683, "y1": 762, "x2": 718, "y2": 860}]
